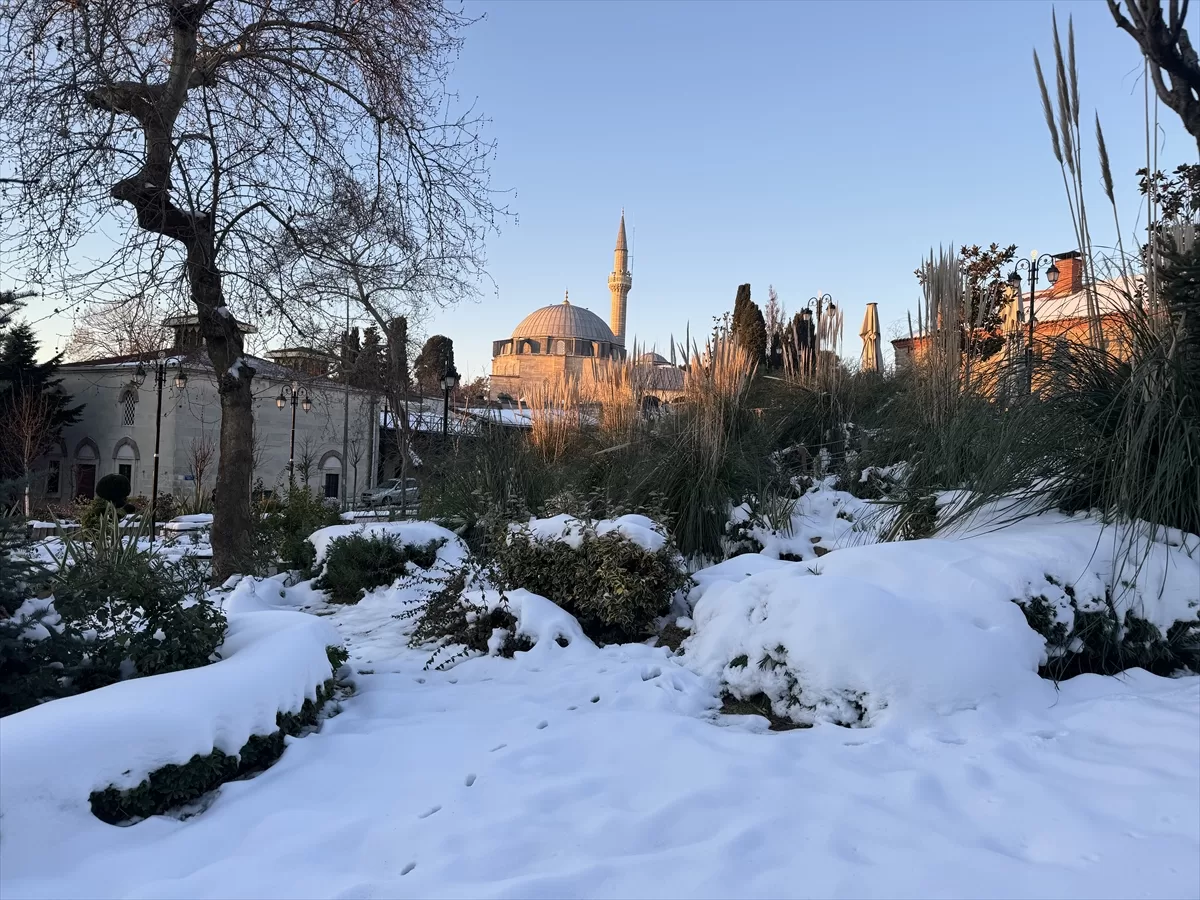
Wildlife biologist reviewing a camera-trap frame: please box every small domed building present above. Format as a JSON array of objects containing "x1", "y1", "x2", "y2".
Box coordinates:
[{"x1": 490, "y1": 213, "x2": 634, "y2": 402}]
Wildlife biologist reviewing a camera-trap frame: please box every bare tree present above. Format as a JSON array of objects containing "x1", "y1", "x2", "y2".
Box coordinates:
[
  {"x1": 295, "y1": 435, "x2": 318, "y2": 491},
  {"x1": 348, "y1": 422, "x2": 367, "y2": 508},
  {"x1": 1, "y1": 0, "x2": 503, "y2": 578},
  {"x1": 0, "y1": 390, "x2": 60, "y2": 516},
  {"x1": 274, "y1": 173, "x2": 496, "y2": 518},
  {"x1": 63, "y1": 290, "x2": 172, "y2": 362},
  {"x1": 1108, "y1": 0, "x2": 1200, "y2": 153},
  {"x1": 187, "y1": 434, "x2": 217, "y2": 511}
]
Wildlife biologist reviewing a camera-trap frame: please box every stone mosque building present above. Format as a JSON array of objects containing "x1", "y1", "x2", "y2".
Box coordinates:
[{"x1": 490, "y1": 213, "x2": 681, "y2": 403}]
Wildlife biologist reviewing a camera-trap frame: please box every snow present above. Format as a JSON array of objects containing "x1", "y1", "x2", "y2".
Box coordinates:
[
  {"x1": 1, "y1": 507, "x2": 1197, "y2": 899},
  {"x1": 688, "y1": 507, "x2": 1199, "y2": 727},
  {"x1": 160, "y1": 513, "x2": 213, "y2": 532},
  {"x1": 0, "y1": 585, "x2": 338, "y2": 875},
  {"x1": 726, "y1": 479, "x2": 884, "y2": 561},
  {"x1": 465, "y1": 588, "x2": 591, "y2": 655},
  {"x1": 307, "y1": 520, "x2": 467, "y2": 569},
  {"x1": 687, "y1": 562, "x2": 1049, "y2": 726},
  {"x1": 514, "y1": 513, "x2": 669, "y2": 552}
]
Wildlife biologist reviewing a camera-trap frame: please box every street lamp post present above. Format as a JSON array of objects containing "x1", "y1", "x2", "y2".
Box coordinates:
[
  {"x1": 441, "y1": 368, "x2": 461, "y2": 439},
  {"x1": 276, "y1": 380, "x2": 313, "y2": 487},
  {"x1": 133, "y1": 355, "x2": 188, "y2": 541},
  {"x1": 804, "y1": 293, "x2": 835, "y2": 376},
  {"x1": 1007, "y1": 252, "x2": 1060, "y2": 394}
]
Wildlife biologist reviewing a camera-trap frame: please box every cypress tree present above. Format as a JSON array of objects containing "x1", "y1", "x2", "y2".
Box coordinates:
[
  {"x1": 0, "y1": 321, "x2": 83, "y2": 485},
  {"x1": 730, "y1": 283, "x2": 767, "y2": 364}
]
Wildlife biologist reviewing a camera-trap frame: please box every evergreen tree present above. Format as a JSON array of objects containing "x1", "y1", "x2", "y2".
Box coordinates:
[
  {"x1": 730, "y1": 283, "x2": 767, "y2": 364},
  {"x1": 412, "y1": 335, "x2": 456, "y2": 394},
  {"x1": 0, "y1": 322, "x2": 83, "y2": 486},
  {"x1": 355, "y1": 326, "x2": 387, "y2": 392}
]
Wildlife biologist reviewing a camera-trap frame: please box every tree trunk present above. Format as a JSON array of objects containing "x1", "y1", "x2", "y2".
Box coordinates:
[
  {"x1": 188, "y1": 239, "x2": 255, "y2": 580},
  {"x1": 385, "y1": 316, "x2": 411, "y2": 516}
]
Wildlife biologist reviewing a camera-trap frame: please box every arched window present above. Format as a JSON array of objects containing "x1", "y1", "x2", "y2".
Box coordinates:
[
  {"x1": 118, "y1": 386, "x2": 138, "y2": 426},
  {"x1": 113, "y1": 438, "x2": 140, "y2": 489},
  {"x1": 73, "y1": 439, "x2": 100, "y2": 500},
  {"x1": 554, "y1": 340, "x2": 566, "y2": 355},
  {"x1": 45, "y1": 441, "x2": 66, "y2": 497},
  {"x1": 319, "y1": 451, "x2": 342, "y2": 500}
]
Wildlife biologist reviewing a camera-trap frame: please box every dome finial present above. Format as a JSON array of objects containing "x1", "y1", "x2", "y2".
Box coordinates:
[{"x1": 563, "y1": 289, "x2": 569, "y2": 305}]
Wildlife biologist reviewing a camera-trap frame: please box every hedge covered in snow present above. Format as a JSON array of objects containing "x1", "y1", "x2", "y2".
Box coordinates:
[
  {"x1": 0, "y1": 577, "x2": 342, "y2": 860},
  {"x1": 685, "y1": 511, "x2": 1200, "y2": 727}
]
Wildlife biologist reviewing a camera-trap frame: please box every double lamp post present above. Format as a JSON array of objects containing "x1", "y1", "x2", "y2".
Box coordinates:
[
  {"x1": 276, "y1": 380, "x2": 313, "y2": 487},
  {"x1": 1007, "y1": 252, "x2": 1060, "y2": 394},
  {"x1": 133, "y1": 355, "x2": 187, "y2": 539}
]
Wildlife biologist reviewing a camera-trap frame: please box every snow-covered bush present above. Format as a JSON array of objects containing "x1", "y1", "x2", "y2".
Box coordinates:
[
  {"x1": 1014, "y1": 573, "x2": 1200, "y2": 679},
  {"x1": 493, "y1": 515, "x2": 691, "y2": 643},
  {"x1": 407, "y1": 559, "x2": 589, "y2": 669},
  {"x1": 687, "y1": 513, "x2": 1200, "y2": 729},
  {"x1": 89, "y1": 643, "x2": 345, "y2": 824},
  {"x1": 686, "y1": 559, "x2": 1047, "y2": 728},
  {"x1": 313, "y1": 532, "x2": 445, "y2": 604},
  {"x1": 51, "y1": 528, "x2": 226, "y2": 684},
  {"x1": 2, "y1": 512, "x2": 226, "y2": 716},
  {"x1": 1, "y1": 592, "x2": 342, "y2": 841},
  {"x1": 722, "y1": 480, "x2": 878, "y2": 562}
]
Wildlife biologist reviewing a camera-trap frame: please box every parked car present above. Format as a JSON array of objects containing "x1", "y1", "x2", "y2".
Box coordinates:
[{"x1": 360, "y1": 477, "x2": 420, "y2": 508}]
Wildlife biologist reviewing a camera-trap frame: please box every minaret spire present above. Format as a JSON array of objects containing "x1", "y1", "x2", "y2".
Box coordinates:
[{"x1": 608, "y1": 210, "x2": 632, "y2": 348}]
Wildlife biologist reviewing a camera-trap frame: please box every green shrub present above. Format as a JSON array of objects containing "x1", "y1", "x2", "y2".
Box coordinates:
[
  {"x1": 51, "y1": 531, "x2": 226, "y2": 683},
  {"x1": 2, "y1": 507, "x2": 226, "y2": 715},
  {"x1": 254, "y1": 488, "x2": 343, "y2": 575},
  {"x1": 95, "y1": 473, "x2": 131, "y2": 507},
  {"x1": 0, "y1": 509, "x2": 80, "y2": 716},
  {"x1": 89, "y1": 649, "x2": 343, "y2": 824},
  {"x1": 492, "y1": 524, "x2": 691, "y2": 643},
  {"x1": 407, "y1": 565, "x2": 533, "y2": 669},
  {"x1": 314, "y1": 533, "x2": 445, "y2": 604},
  {"x1": 1015, "y1": 575, "x2": 1200, "y2": 680},
  {"x1": 79, "y1": 497, "x2": 112, "y2": 531}
]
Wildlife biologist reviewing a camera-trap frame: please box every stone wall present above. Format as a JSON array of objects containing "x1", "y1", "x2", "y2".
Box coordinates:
[{"x1": 42, "y1": 365, "x2": 378, "y2": 510}]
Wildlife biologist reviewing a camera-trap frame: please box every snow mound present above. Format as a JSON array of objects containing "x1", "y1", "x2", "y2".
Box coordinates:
[
  {"x1": 726, "y1": 480, "x2": 882, "y2": 561},
  {"x1": 308, "y1": 520, "x2": 467, "y2": 568},
  {"x1": 687, "y1": 563, "x2": 1047, "y2": 727},
  {"x1": 687, "y1": 512, "x2": 1200, "y2": 727},
  {"x1": 464, "y1": 588, "x2": 593, "y2": 656},
  {"x1": 513, "y1": 513, "x2": 668, "y2": 552},
  {"x1": 0, "y1": 604, "x2": 339, "y2": 874}
]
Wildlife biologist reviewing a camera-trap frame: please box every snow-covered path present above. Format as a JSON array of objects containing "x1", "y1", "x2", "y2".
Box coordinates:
[{"x1": 8, "y1": 584, "x2": 1199, "y2": 900}]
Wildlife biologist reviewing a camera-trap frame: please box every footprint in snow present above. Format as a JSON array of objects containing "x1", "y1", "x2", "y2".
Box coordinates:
[
  {"x1": 567, "y1": 705, "x2": 578, "y2": 710},
  {"x1": 464, "y1": 773, "x2": 476, "y2": 787},
  {"x1": 401, "y1": 863, "x2": 416, "y2": 876},
  {"x1": 536, "y1": 720, "x2": 549, "y2": 730},
  {"x1": 417, "y1": 805, "x2": 441, "y2": 819},
  {"x1": 641, "y1": 666, "x2": 662, "y2": 681},
  {"x1": 590, "y1": 695, "x2": 600, "y2": 704},
  {"x1": 489, "y1": 743, "x2": 507, "y2": 752}
]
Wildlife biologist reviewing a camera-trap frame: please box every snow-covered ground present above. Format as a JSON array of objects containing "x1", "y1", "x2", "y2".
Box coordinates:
[{"x1": 2, "y1": 496, "x2": 1198, "y2": 900}]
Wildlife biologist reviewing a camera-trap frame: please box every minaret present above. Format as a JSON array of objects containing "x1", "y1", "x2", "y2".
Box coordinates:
[{"x1": 608, "y1": 210, "x2": 632, "y2": 347}]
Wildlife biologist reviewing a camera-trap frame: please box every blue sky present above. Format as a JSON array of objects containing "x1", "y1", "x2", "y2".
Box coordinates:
[
  {"x1": 15, "y1": 0, "x2": 1196, "y2": 375},
  {"x1": 420, "y1": 0, "x2": 1193, "y2": 380}
]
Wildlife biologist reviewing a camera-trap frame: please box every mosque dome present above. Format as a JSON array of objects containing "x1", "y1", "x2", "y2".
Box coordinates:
[
  {"x1": 511, "y1": 295, "x2": 616, "y2": 344},
  {"x1": 637, "y1": 352, "x2": 669, "y2": 366}
]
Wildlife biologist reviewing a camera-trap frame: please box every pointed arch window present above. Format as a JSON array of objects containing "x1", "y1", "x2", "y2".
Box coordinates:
[{"x1": 119, "y1": 386, "x2": 138, "y2": 426}]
